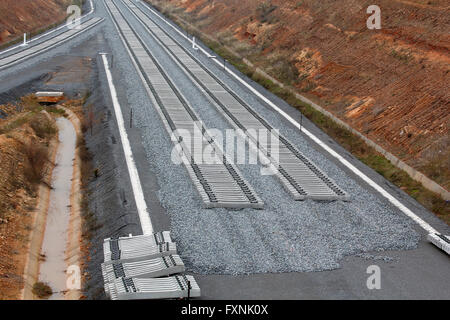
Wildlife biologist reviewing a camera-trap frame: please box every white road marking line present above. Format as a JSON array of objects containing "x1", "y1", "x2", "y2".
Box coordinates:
[
  {"x1": 136, "y1": 0, "x2": 439, "y2": 235},
  {"x1": 100, "y1": 53, "x2": 154, "y2": 235}
]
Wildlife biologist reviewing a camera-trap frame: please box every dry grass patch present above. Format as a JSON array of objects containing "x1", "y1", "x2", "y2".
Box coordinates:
[{"x1": 21, "y1": 140, "x2": 50, "y2": 185}]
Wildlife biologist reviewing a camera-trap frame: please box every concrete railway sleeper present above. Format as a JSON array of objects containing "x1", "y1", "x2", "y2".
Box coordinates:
[
  {"x1": 102, "y1": 255, "x2": 186, "y2": 286},
  {"x1": 108, "y1": 275, "x2": 201, "y2": 300}
]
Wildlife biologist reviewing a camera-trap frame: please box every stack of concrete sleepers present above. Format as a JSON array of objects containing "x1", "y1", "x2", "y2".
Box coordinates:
[
  {"x1": 103, "y1": 232, "x2": 175, "y2": 264},
  {"x1": 102, "y1": 255, "x2": 185, "y2": 282},
  {"x1": 103, "y1": 241, "x2": 177, "y2": 264},
  {"x1": 109, "y1": 275, "x2": 201, "y2": 300},
  {"x1": 102, "y1": 232, "x2": 201, "y2": 300}
]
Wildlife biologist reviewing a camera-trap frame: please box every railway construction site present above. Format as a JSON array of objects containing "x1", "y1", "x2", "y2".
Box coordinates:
[{"x1": 0, "y1": 0, "x2": 448, "y2": 305}]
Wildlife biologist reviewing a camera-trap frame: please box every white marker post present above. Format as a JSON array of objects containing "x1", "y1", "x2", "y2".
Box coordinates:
[
  {"x1": 192, "y1": 36, "x2": 198, "y2": 50},
  {"x1": 23, "y1": 33, "x2": 27, "y2": 46}
]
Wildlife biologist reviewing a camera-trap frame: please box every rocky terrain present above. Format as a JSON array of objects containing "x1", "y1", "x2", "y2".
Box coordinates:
[
  {"x1": 147, "y1": 0, "x2": 449, "y2": 190},
  {"x1": 0, "y1": 97, "x2": 58, "y2": 299}
]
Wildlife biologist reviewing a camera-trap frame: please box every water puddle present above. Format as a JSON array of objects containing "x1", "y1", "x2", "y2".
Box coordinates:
[{"x1": 38, "y1": 116, "x2": 76, "y2": 300}]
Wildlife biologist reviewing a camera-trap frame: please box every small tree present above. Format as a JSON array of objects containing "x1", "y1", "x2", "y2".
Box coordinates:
[{"x1": 32, "y1": 282, "x2": 52, "y2": 299}]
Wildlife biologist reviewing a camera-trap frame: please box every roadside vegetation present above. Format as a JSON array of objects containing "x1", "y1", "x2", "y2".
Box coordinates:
[
  {"x1": 32, "y1": 281, "x2": 52, "y2": 299},
  {"x1": 0, "y1": 94, "x2": 60, "y2": 299},
  {"x1": 0, "y1": 95, "x2": 60, "y2": 209},
  {"x1": 0, "y1": 92, "x2": 99, "y2": 299},
  {"x1": 145, "y1": 1, "x2": 448, "y2": 225}
]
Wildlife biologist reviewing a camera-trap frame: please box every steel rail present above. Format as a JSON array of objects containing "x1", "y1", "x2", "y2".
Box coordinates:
[
  {"x1": 0, "y1": 17, "x2": 104, "y2": 71},
  {"x1": 104, "y1": 0, "x2": 263, "y2": 209},
  {"x1": 120, "y1": 0, "x2": 348, "y2": 201}
]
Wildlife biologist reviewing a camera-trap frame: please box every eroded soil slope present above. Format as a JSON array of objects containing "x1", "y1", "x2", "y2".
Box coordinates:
[
  {"x1": 0, "y1": 97, "x2": 58, "y2": 299},
  {"x1": 148, "y1": 0, "x2": 449, "y2": 189},
  {"x1": 0, "y1": 0, "x2": 73, "y2": 45}
]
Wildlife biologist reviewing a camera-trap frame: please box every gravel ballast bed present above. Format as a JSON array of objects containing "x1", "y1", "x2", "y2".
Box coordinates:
[
  {"x1": 102, "y1": 0, "x2": 420, "y2": 275},
  {"x1": 0, "y1": 0, "x2": 421, "y2": 277}
]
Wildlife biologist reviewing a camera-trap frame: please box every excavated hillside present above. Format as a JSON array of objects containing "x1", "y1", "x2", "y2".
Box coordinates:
[
  {"x1": 148, "y1": 0, "x2": 450, "y2": 190},
  {"x1": 0, "y1": 0, "x2": 74, "y2": 45}
]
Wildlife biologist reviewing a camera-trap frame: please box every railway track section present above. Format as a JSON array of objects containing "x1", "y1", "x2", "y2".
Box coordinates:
[
  {"x1": 0, "y1": 17, "x2": 104, "y2": 71},
  {"x1": 104, "y1": 0, "x2": 263, "y2": 209},
  {"x1": 120, "y1": 0, "x2": 348, "y2": 201}
]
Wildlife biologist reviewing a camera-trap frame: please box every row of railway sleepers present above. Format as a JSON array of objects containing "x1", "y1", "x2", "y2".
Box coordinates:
[
  {"x1": 122, "y1": 0, "x2": 349, "y2": 202},
  {"x1": 105, "y1": 0, "x2": 264, "y2": 209},
  {"x1": 102, "y1": 232, "x2": 201, "y2": 300}
]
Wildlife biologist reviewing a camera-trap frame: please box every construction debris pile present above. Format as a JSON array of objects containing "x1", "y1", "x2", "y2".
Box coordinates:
[{"x1": 101, "y1": 231, "x2": 201, "y2": 300}]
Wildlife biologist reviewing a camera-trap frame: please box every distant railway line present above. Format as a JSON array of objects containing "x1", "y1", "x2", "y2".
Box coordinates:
[{"x1": 0, "y1": 17, "x2": 104, "y2": 71}]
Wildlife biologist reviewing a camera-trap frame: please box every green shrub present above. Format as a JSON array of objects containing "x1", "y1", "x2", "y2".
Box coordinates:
[
  {"x1": 29, "y1": 114, "x2": 57, "y2": 139},
  {"x1": 22, "y1": 141, "x2": 49, "y2": 184},
  {"x1": 32, "y1": 282, "x2": 52, "y2": 299}
]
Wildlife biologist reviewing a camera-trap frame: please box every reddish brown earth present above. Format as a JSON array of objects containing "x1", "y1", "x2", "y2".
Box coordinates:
[
  {"x1": 0, "y1": 97, "x2": 58, "y2": 299},
  {"x1": 0, "y1": 0, "x2": 72, "y2": 45},
  {"x1": 148, "y1": 0, "x2": 449, "y2": 189}
]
